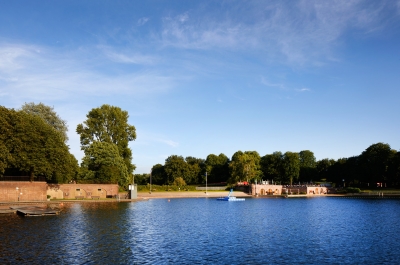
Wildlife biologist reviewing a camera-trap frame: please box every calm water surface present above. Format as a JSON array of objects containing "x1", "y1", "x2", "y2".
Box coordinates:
[{"x1": 1, "y1": 197, "x2": 400, "y2": 264}]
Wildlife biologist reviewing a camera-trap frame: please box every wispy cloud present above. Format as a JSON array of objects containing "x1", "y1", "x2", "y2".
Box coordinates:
[
  {"x1": 0, "y1": 44, "x2": 177, "y2": 105},
  {"x1": 296, "y1": 88, "x2": 311, "y2": 92},
  {"x1": 261, "y1": 77, "x2": 286, "y2": 90},
  {"x1": 158, "y1": 0, "x2": 399, "y2": 66},
  {"x1": 159, "y1": 139, "x2": 179, "y2": 148},
  {"x1": 100, "y1": 46, "x2": 157, "y2": 65},
  {"x1": 138, "y1": 17, "x2": 150, "y2": 26}
]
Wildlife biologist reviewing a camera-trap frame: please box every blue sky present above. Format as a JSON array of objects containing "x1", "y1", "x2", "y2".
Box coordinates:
[{"x1": 1, "y1": 0, "x2": 400, "y2": 174}]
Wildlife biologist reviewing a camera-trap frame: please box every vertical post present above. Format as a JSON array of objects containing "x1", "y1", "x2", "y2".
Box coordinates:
[
  {"x1": 205, "y1": 171, "x2": 208, "y2": 195},
  {"x1": 150, "y1": 169, "x2": 152, "y2": 194}
]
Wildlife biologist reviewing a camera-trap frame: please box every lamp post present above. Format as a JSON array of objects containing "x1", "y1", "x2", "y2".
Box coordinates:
[
  {"x1": 205, "y1": 171, "x2": 208, "y2": 195},
  {"x1": 150, "y1": 169, "x2": 152, "y2": 194}
]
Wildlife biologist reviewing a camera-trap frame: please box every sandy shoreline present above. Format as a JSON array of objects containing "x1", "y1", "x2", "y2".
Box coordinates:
[
  {"x1": 0, "y1": 191, "x2": 251, "y2": 210},
  {"x1": 137, "y1": 191, "x2": 251, "y2": 199}
]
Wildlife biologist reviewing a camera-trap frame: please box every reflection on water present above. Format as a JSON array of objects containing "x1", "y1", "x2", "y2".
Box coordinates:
[{"x1": 1, "y1": 198, "x2": 400, "y2": 264}]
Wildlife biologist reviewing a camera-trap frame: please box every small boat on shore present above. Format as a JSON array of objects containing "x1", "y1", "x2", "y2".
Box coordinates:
[{"x1": 217, "y1": 189, "x2": 245, "y2": 201}]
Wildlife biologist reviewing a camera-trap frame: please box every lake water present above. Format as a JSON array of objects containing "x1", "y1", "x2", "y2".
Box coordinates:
[{"x1": 1, "y1": 197, "x2": 400, "y2": 264}]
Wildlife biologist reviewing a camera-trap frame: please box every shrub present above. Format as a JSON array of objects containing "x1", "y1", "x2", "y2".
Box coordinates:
[{"x1": 345, "y1": 187, "x2": 361, "y2": 193}]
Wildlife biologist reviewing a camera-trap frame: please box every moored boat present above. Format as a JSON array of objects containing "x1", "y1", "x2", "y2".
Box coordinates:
[{"x1": 217, "y1": 189, "x2": 245, "y2": 201}]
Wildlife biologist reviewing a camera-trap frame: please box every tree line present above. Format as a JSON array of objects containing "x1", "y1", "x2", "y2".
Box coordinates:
[
  {"x1": 135, "y1": 143, "x2": 400, "y2": 188},
  {"x1": 0, "y1": 103, "x2": 136, "y2": 189},
  {"x1": 2, "y1": 103, "x2": 399, "y2": 189}
]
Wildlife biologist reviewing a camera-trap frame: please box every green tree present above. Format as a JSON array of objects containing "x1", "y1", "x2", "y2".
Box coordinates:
[
  {"x1": 79, "y1": 141, "x2": 129, "y2": 187},
  {"x1": 260, "y1": 151, "x2": 283, "y2": 183},
  {"x1": 0, "y1": 106, "x2": 78, "y2": 182},
  {"x1": 21, "y1": 102, "x2": 69, "y2": 142},
  {"x1": 134, "y1": 173, "x2": 150, "y2": 185},
  {"x1": 360, "y1": 142, "x2": 394, "y2": 187},
  {"x1": 228, "y1": 151, "x2": 261, "y2": 184},
  {"x1": 388, "y1": 151, "x2": 400, "y2": 186},
  {"x1": 281, "y1": 152, "x2": 300, "y2": 185},
  {"x1": 0, "y1": 143, "x2": 10, "y2": 176},
  {"x1": 299, "y1": 150, "x2": 317, "y2": 182},
  {"x1": 185, "y1": 156, "x2": 205, "y2": 184},
  {"x1": 151, "y1": 164, "x2": 167, "y2": 185},
  {"x1": 205, "y1": 153, "x2": 230, "y2": 183},
  {"x1": 76, "y1": 104, "x2": 137, "y2": 176},
  {"x1": 164, "y1": 155, "x2": 191, "y2": 185},
  {"x1": 316, "y1": 158, "x2": 336, "y2": 182},
  {"x1": 173, "y1": 177, "x2": 186, "y2": 187}
]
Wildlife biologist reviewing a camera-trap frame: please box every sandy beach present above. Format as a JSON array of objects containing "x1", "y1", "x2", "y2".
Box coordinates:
[{"x1": 137, "y1": 190, "x2": 251, "y2": 199}]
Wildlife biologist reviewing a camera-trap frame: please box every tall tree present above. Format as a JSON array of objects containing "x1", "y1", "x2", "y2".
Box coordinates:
[
  {"x1": 316, "y1": 158, "x2": 336, "y2": 182},
  {"x1": 76, "y1": 104, "x2": 137, "y2": 175},
  {"x1": 388, "y1": 151, "x2": 400, "y2": 186},
  {"x1": 79, "y1": 141, "x2": 129, "y2": 187},
  {"x1": 151, "y1": 164, "x2": 167, "y2": 185},
  {"x1": 229, "y1": 151, "x2": 261, "y2": 184},
  {"x1": 260, "y1": 151, "x2": 283, "y2": 183},
  {"x1": 164, "y1": 155, "x2": 191, "y2": 185},
  {"x1": 299, "y1": 150, "x2": 317, "y2": 182},
  {"x1": 282, "y1": 152, "x2": 300, "y2": 185},
  {"x1": 205, "y1": 153, "x2": 230, "y2": 183},
  {"x1": 0, "y1": 106, "x2": 78, "y2": 182},
  {"x1": 360, "y1": 143, "x2": 394, "y2": 187},
  {"x1": 21, "y1": 102, "x2": 69, "y2": 142},
  {"x1": 185, "y1": 156, "x2": 204, "y2": 184}
]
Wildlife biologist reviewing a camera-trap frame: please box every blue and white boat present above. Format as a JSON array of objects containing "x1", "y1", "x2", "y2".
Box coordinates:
[{"x1": 217, "y1": 189, "x2": 245, "y2": 201}]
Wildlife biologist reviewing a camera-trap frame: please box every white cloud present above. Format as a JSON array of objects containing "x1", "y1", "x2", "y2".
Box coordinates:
[
  {"x1": 296, "y1": 88, "x2": 311, "y2": 92},
  {"x1": 159, "y1": 139, "x2": 179, "y2": 148},
  {"x1": 138, "y1": 17, "x2": 149, "y2": 26},
  {"x1": 158, "y1": 0, "x2": 398, "y2": 66},
  {"x1": 261, "y1": 77, "x2": 285, "y2": 90},
  {"x1": 0, "y1": 43, "x2": 177, "y2": 105}
]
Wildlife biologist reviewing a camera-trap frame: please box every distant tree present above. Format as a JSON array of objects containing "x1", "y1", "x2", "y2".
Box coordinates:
[
  {"x1": 164, "y1": 155, "x2": 191, "y2": 185},
  {"x1": 21, "y1": 102, "x2": 69, "y2": 142},
  {"x1": 151, "y1": 164, "x2": 167, "y2": 185},
  {"x1": 185, "y1": 156, "x2": 205, "y2": 184},
  {"x1": 299, "y1": 150, "x2": 317, "y2": 182},
  {"x1": 360, "y1": 143, "x2": 394, "y2": 187},
  {"x1": 0, "y1": 106, "x2": 78, "y2": 182},
  {"x1": 388, "y1": 151, "x2": 400, "y2": 186},
  {"x1": 260, "y1": 152, "x2": 283, "y2": 183},
  {"x1": 76, "y1": 104, "x2": 137, "y2": 176},
  {"x1": 228, "y1": 151, "x2": 262, "y2": 184},
  {"x1": 134, "y1": 173, "x2": 150, "y2": 185},
  {"x1": 173, "y1": 177, "x2": 186, "y2": 188},
  {"x1": 79, "y1": 141, "x2": 129, "y2": 186},
  {"x1": 205, "y1": 153, "x2": 230, "y2": 183},
  {"x1": 316, "y1": 158, "x2": 336, "y2": 182},
  {"x1": 281, "y1": 152, "x2": 300, "y2": 185}
]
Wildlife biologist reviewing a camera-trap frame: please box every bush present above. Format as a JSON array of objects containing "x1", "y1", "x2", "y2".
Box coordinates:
[{"x1": 345, "y1": 187, "x2": 361, "y2": 193}]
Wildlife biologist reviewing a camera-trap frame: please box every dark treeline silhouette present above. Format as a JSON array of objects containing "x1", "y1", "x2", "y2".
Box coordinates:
[{"x1": 136, "y1": 143, "x2": 400, "y2": 188}]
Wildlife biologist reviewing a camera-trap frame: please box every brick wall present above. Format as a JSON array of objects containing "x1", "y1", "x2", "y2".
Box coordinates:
[
  {"x1": 0, "y1": 181, "x2": 48, "y2": 202},
  {"x1": 0, "y1": 182, "x2": 119, "y2": 201},
  {"x1": 48, "y1": 184, "x2": 119, "y2": 199}
]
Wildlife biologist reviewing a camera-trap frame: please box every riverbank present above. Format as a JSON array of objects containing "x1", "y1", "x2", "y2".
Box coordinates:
[
  {"x1": 0, "y1": 191, "x2": 250, "y2": 211},
  {"x1": 137, "y1": 190, "x2": 251, "y2": 199}
]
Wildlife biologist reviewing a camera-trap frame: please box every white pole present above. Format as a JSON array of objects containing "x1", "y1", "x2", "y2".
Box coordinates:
[{"x1": 205, "y1": 171, "x2": 208, "y2": 195}]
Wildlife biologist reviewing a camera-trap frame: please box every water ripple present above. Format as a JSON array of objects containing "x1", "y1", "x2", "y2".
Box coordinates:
[{"x1": 1, "y1": 198, "x2": 400, "y2": 264}]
